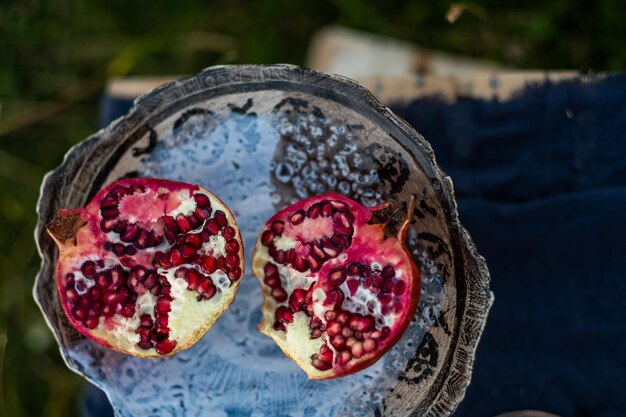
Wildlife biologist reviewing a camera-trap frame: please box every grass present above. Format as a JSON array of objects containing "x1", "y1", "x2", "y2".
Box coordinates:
[{"x1": 1, "y1": 0, "x2": 625, "y2": 415}]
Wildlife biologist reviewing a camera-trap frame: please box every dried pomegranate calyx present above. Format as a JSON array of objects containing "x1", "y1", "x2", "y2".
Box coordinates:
[
  {"x1": 48, "y1": 178, "x2": 245, "y2": 357},
  {"x1": 252, "y1": 193, "x2": 419, "y2": 379}
]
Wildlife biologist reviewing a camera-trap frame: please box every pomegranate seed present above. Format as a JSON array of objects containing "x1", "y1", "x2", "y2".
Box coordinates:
[
  {"x1": 88, "y1": 287, "x2": 100, "y2": 301},
  {"x1": 323, "y1": 288, "x2": 344, "y2": 308},
  {"x1": 293, "y1": 256, "x2": 309, "y2": 272},
  {"x1": 327, "y1": 267, "x2": 347, "y2": 286},
  {"x1": 134, "y1": 229, "x2": 149, "y2": 248},
  {"x1": 329, "y1": 200, "x2": 348, "y2": 212},
  {"x1": 186, "y1": 233, "x2": 202, "y2": 249},
  {"x1": 125, "y1": 245, "x2": 137, "y2": 255},
  {"x1": 176, "y1": 215, "x2": 192, "y2": 233},
  {"x1": 273, "y1": 321, "x2": 286, "y2": 331},
  {"x1": 101, "y1": 290, "x2": 118, "y2": 304},
  {"x1": 180, "y1": 244, "x2": 196, "y2": 260},
  {"x1": 186, "y1": 269, "x2": 200, "y2": 290},
  {"x1": 84, "y1": 317, "x2": 99, "y2": 329},
  {"x1": 324, "y1": 310, "x2": 337, "y2": 321},
  {"x1": 214, "y1": 211, "x2": 228, "y2": 227},
  {"x1": 271, "y1": 287, "x2": 287, "y2": 302},
  {"x1": 101, "y1": 207, "x2": 119, "y2": 218},
  {"x1": 275, "y1": 306, "x2": 293, "y2": 323},
  {"x1": 264, "y1": 262, "x2": 278, "y2": 278},
  {"x1": 169, "y1": 249, "x2": 183, "y2": 266},
  {"x1": 140, "y1": 314, "x2": 153, "y2": 327},
  {"x1": 194, "y1": 207, "x2": 211, "y2": 221},
  {"x1": 81, "y1": 261, "x2": 96, "y2": 278},
  {"x1": 225, "y1": 254, "x2": 240, "y2": 269},
  {"x1": 393, "y1": 280, "x2": 406, "y2": 295},
  {"x1": 307, "y1": 203, "x2": 321, "y2": 219},
  {"x1": 330, "y1": 334, "x2": 346, "y2": 350},
  {"x1": 202, "y1": 256, "x2": 217, "y2": 274},
  {"x1": 64, "y1": 273, "x2": 75, "y2": 285},
  {"x1": 205, "y1": 219, "x2": 220, "y2": 235},
  {"x1": 261, "y1": 230, "x2": 273, "y2": 246},
  {"x1": 218, "y1": 226, "x2": 234, "y2": 242},
  {"x1": 326, "y1": 321, "x2": 342, "y2": 336},
  {"x1": 310, "y1": 316, "x2": 323, "y2": 329},
  {"x1": 225, "y1": 240, "x2": 239, "y2": 254},
  {"x1": 264, "y1": 276, "x2": 281, "y2": 288},
  {"x1": 289, "y1": 289, "x2": 307, "y2": 312},
  {"x1": 100, "y1": 218, "x2": 117, "y2": 232},
  {"x1": 338, "y1": 350, "x2": 352, "y2": 365},
  {"x1": 382, "y1": 265, "x2": 395, "y2": 280},
  {"x1": 351, "y1": 341, "x2": 364, "y2": 358},
  {"x1": 345, "y1": 336, "x2": 357, "y2": 349},
  {"x1": 346, "y1": 278, "x2": 359, "y2": 295},
  {"x1": 321, "y1": 202, "x2": 334, "y2": 217},
  {"x1": 187, "y1": 214, "x2": 200, "y2": 230},
  {"x1": 102, "y1": 304, "x2": 115, "y2": 317},
  {"x1": 342, "y1": 327, "x2": 354, "y2": 338},
  {"x1": 100, "y1": 195, "x2": 119, "y2": 208},
  {"x1": 113, "y1": 220, "x2": 127, "y2": 234},
  {"x1": 156, "y1": 315, "x2": 168, "y2": 327},
  {"x1": 216, "y1": 256, "x2": 226, "y2": 270},
  {"x1": 306, "y1": 255, "x2": 321, "y2": 272},
  {"x1": 319, "y1": 345, "x2": 333, "y2": 363},
  {"x1": 121, "y1": 224, "x2": 139, "y2": 242},
  {"x1": 120, "y1": 303, "x2": 135, "y2": 318},
  {"x1": 162, "y1": 215, "x2": 178, "y2": 232},
  {"x1": 137, "y1": 340, "x2": 153, "y2": 350},
  {"x1": 155, "y1": 339, "x2": 177, "y2": 355},
  {"x1": 194, "y1": 193, "x2": 211, "y2": 208},
  {"x1": 228, "y1": 267, "x2": 242, "y2": 281},
  {"x1": 143, "y1": 272, "x2": 159, "y2": 289},
  {"x1": 289, "y1": 210, "x2": 305, "y2": 225},
  {"x1": 270, "y1": 221, "x2": 284, "y2": 236},
  {"x1": 65, "y1": 288, "x2": 79, "y2": 302},
  {"x1": 337, "y1": 311, "x2": 350, "y2": 325},
  {"x1": 112, "y1": 244, "x2": 126, "y2": 256},
  {"x1": 311, "y1": 357, "x2": 332, "y2": 371},
  {"x1": 363, "y1": 338, "x2": 377, "y2": 353},
  {"x1": 156, "y1": 297, "x2": 172, "y2": 313}
]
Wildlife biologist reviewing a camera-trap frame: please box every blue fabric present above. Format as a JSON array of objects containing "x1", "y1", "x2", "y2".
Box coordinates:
[
  {"x1": 96, "y1": 76, "x2": 626, "y2": 417},
  {"x1": 391, "y1": 75, "x2": 626, "y2": 417}
]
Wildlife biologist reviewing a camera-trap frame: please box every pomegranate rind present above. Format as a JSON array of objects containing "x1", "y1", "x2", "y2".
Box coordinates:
[
  {"x1": 48, "y1": 178, "x2": 245, "y2": 357},
  {"x1": 252, "y1": 193, "x2": 420, "y2": 379}
]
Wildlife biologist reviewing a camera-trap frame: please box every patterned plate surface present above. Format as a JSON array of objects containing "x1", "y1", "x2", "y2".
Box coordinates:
[{"x1": 34, "y1": 65, "x2": 492, "y2": 417}]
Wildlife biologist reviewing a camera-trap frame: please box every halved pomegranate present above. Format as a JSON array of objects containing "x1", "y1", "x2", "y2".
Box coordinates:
[
  {"x1": 252, "y1": 193, "x2": 419, "y2": 379},
  {"x1": 47, "y1": 178, "x2": 244, "y2": 357}
]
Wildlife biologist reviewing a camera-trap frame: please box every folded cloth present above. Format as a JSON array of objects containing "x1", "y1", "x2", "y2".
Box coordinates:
[{"x1": 391, "y1": 74, "x2": 626, "y2": 417}]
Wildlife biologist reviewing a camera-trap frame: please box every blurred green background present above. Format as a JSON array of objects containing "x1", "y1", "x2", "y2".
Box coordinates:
[{"x1": 1, "y1": 1, "x2": 625, "y2": 416}]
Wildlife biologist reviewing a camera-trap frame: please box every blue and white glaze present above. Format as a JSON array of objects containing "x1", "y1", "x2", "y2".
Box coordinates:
[{"x1": 34, "y1": 65, "x2": 492, "y2": 417}]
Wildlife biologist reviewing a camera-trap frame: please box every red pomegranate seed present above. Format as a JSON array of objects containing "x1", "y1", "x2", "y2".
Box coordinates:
[
  {"x1": 327, "y1": 267, "x2": 347, "y2": 286},
  {"x1": 155, "y1": 339, "x2": 177, "y2": 355},
  {"x1": 338, "y1": 350, "x2": 352, "y2": 365},
  {"x1": 226, "y1": 240, "x2": 239, "y2": 254},
  {"x1": 362, "y1": 338, "x2": 377, "y2": 353},
  {"x1": 214, "y1": 210, "x2": 228, "y2": 227},
  {"x1": 270, "y1": 221, "x2": 284, "y2": 236},
  {"x1": 65, "y1": 288, "x2": 79, "y2": 302},
  {"x1": 324, "y1": 310, "x2": 337, "y2": 321},
  {"x1": 81, "y1": 261, "x2": 96, "y2": 278},
  {"x1": 289, "y1": 210, "x2": 305, "y2": 225},
  {"x1": 264, "y1": 275, "x2": 281, "y2": 288},
  {"x1": 140, "y1": 314, "x2": 153, "y2": 327},
  {"x1": 186, "y1": 233, "x2": 202, "y2": 249},
  {"x1": 228, "y1": 267, "x2": 242, "y2": 281},
  {"x1": 202, "y1": 256, "x2": 217, "y2": 274},
  {"x1": 271, "y1": 287, "x2": 287, "y2": 302},
  {"x1": 326, "y1": 321, "x2": 342, "y2": 336},
  {"x1": 311, "y1": 357, "x2": 332, "y2": 371},
  {"x1": 222, "y1": 226, "x2": 236, "y2": 241},
  {"x1": 225, "y1": 254, "x2": 240, "y2": 269},
  {"x1": 261, "y1": 230, "x2": 273, "y2": 246},
  {"x1": 176, "y1": 215, "x2": 192, "y2": 233},
  {"x1": 289, "y1": 288, "x2": 307, "y2": 312},
  {"x1": 330, "y1": 334, "x2": 346, "y2": 350},
  {"x1": 205, "y1": 219, "x2": 220, "y2": 235},
  {"x1": 275, "y1": 306, "x2": 293, "y2": 323},
  {"x1": 194, "y1": 193, "x2": 211, "y2": 207}
]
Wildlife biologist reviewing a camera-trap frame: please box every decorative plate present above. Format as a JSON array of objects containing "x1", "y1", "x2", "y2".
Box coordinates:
[{"x1": 34, "y1": 64, "x2": 492, "y2": 417}]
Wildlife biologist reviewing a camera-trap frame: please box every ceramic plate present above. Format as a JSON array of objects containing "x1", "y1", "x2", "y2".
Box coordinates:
[{"x1": 34, "y1": 65, "x2": 492, "y2": 417}]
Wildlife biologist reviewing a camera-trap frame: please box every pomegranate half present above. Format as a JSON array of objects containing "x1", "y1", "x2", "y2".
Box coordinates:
[
  {"x1": 47, "y1": 178, "x2": 244, "y2": 357},
  {"x1": 252, "y1": 193, "x2": 419, "y2": 379}
]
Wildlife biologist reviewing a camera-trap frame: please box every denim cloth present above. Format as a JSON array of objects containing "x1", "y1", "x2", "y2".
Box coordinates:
[
  {"x1": 92, "y1": 76, "x2": 626, "y2": 417},
  {"x1": 391, "y1": 75, "x2": 626, "y2": 417}
]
